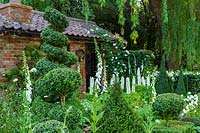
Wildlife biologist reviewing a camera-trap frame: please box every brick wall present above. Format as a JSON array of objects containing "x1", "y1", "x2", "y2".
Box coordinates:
[{"x1": 0, "y1": 34, "x2": 87, "y2": 93}]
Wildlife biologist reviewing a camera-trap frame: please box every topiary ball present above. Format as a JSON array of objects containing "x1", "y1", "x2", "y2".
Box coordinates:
[
  {"x1": 32, "y1": 120, "x2": 67, "y2": 133},
  {"x1": 43, "y1": 7, "x2": 68, "y2": 32},
  {"x1": 36, "y1": 58, "x2": 66, "y2": 75},
  {"x1": 152, "y1": 93, "x2": 185, "y2": 121},
  {"x1": 35, "y1": 68, "x2": 82, "y2": 102},
  {"x1": 41, "y1": 28, "x2": 68, "y2": 47},
  {"x1": 41, "y1": 44, "x2": 78, "y2": 66}
]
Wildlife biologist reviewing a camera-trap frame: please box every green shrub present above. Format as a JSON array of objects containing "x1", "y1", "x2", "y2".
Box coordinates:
[
  {"x1": 135, "y1": 85, "x2": 153, "y2": 103},
  {"x1": 152, "y1": 93, "x2": 185, "y2": 123},
  {"x1": 182, "y1": 117, "x2": 200, "y2": 126},
  {"x1": 41, "y1": 44, "x2": 78, "y2": 66},
  {"x1": 35, "y1": 68, "x2": 82, "y2": 102},
  {"x1": 43, "y1": 7, "x2": 68, "y2": 32},
  {"x1": 32, "y1": 120, "x2": 67, "y2": 133},
  {"x1": 31, "y1": 97, "x2": 53, "y2": 122},
  {"x1": 175, "y1": 71, "x2": 186, "y2": 95},
  {"x1": 41, "y1": 28, "x2": 68, "y2": 46},
  {"x1": 122, "y1": 92, "x2": 143, "y2": 109},
  {"x1": 98, "y1": 83, "x2": 143, "y2": 132},
  {"x1": 155, "y1": 64, "x2": 172, "y2": 94},
  {"x1": 48, "y1": 104, "x2": 81, "y2": 130},
  {"x1": 36, "y1": 58, "x2": 66, "y2": 75},
  {"x1": 153, "y1": 120, "x2": 195, "y2": 133}
]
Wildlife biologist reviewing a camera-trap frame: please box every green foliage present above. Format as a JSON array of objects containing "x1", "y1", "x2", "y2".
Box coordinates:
[
  {"x1": 152, "y1": 93, "x2": 185, "y2": 122},
  {"x1": 41, "y1": 44, "x2": 78, "y2": 66},
  {"x1": 135, "y1": 85, "x2": 153, "y2": 103},
  {"x1": 48, "y1": 104, "x2": 81, "y2": 130},
  {"x1": 98, "y1": 83, "x2": 143, "y2": 132},
  {"x1": 0, "y1": 85, "x2": 24, "y2": 133},
  {"x1": 122, "y1": 92, "x2": 143, "y2": 109},
  {"x1": 137, "y1": 105, "x2": 155, "y2": 133},
  {"x1": 153, "y1": 120, "x2": 195, "y2": 133},
  {"x1": 41, "y1": 28, "x2": 68, "y2": 47},
  {"x1": 43, "y1": 7, "x2": 68, "y2": 32},
  {"x1": 155, "y1": 63, "x2": 172, "y2": 94},
  {"x1": 162, "y1": 0, "x2": 200, "y2": 69},
  {"x1": 32, "y1": 120, "x2": 66, "y2": 133},
  {"x1": 31, "y1": 97, "x2": 53, "y2": 122},
  {"x1": 194, "y1": 126, "x2": 200, "y2": 132},
  {"x1": 175, "y1": 70, "x2": 186, "y2": 95},
  {"x1": 172, "y1": 72, "x2": 200, "y2": 94},
  {"x1": 36, "y1": 58, "x2": 66, "y2": 75},
  {"x1": 182, "y1": 117, "x2": 200, "y2": 126},
  {"x1": 35, "y1": 68, "x2": 82, "y2": 102},
  {"x1": 82, "y1": 94, "x2": 107, "y2": 133}
]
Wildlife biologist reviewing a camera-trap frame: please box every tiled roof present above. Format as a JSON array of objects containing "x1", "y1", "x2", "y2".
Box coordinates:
[{"x1": 0, "y1": 10, "x2": 101, "y2": 38}]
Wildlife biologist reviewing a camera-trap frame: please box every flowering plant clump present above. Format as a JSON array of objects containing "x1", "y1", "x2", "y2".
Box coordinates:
[{"x1": 179, "y1": 92, "x2": 198, "y2": 117}]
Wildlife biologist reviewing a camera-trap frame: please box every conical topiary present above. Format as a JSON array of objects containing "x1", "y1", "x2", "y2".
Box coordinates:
[
  {"x1": 98, "y1": 83, "x2": 143, "y2": 132},
  {"x1": 35, "y1": 7, "x2": 82, "y2": 103},
  {"x1": 175, "y1": 70, "x2": 186, "y2": 95},
  {"x1": 155, "y1": 57, "x2": 171, "y2": 94}
]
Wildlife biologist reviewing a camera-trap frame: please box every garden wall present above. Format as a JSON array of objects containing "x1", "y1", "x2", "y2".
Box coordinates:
[{"x1": 0, "y1": 34, "x2": 87, "y2": 93}]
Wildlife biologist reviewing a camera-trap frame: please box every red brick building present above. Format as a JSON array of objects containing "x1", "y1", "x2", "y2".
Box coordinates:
[{"x1": 0, "y1": 2, "x2": 102, "y2": 92}]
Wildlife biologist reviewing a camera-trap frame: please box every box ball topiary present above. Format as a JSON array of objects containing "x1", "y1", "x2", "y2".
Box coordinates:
[
  {"x1": 152, "y1": 93, "x2": 185, "y2": 122},
  {"x1": 36, "y1": 58, "x2": 66, "y2": 75},
  {"x1": 35, "y1": 68, "x2": 82, "y2": 102},
  {"x1": 41, "y1": 44, "x2": 78, "y2": 66},
  {"x1": 41, "y1": 28, "x2": 68, "y2": 47},
  {"x1": 32, "y1": 120, "x2": 67, "y2": 133},
  {"x1": 43, "y1": 7, "x2": 68, "y2": 32}
]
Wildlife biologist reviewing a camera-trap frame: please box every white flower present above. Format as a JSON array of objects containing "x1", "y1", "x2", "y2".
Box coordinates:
[
  {"x1": 26, "y1": 90, "x2": 32, "y2": 103},
  {"x1": 13, "y1": 78, "x2": 18, "y2": 82},
  {"x1": 44, "y1": 95, "x2": 48, "y2": 98},
  {"x1": 155, "y1": 119, "x2": 160, "y2": 124},
  {"x1": 30, "y1": 68, "x2": 37, "y2": 73}
]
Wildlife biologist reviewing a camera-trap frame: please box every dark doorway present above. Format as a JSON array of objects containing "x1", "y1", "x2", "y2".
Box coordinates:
[{"x1": 85, "y1": 43, "x2": 97, "y2": 91}]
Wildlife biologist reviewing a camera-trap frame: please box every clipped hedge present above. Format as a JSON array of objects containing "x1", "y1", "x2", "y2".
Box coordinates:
[
  {"x1": 153, "y1": 120, "x2": 195, "y2": 133},
  {"x1": 43, "y1": 7, "x2": 68, "y2": 31},
  {"x1": 41, "y1": 44, "x2": 78, "y2": 66},
  {"x1": 35, "y1": 68, "x2": 82, "y2": 102},
  {"x1": 41, "y1": 28, "x2": 68, "y2": 47}
]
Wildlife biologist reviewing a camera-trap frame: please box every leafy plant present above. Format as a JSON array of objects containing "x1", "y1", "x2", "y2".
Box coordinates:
[
  {"x1": 137, "y1": 105, "x2": 155, "y2": 133},
  {"x1": 82, "y1": 95, "x2": 106, "y2": 133},
  {"x1": 32, "y1": 120, "x2": 67, "y2": 133},
  {"x1": 152, "y1": 93, "x2": 185, "y2": 126}
]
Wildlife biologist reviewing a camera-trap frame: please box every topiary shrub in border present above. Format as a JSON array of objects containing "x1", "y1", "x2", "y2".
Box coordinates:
[
  {"x1": 35, "y1": 7, "x2": 81, "y2": 103},
  {"x1": 98, "y1": 83, "x2": 143, "y2": 132},
  {"x1": 152, "y1": 93, "x2": 185, "y2": 126}
]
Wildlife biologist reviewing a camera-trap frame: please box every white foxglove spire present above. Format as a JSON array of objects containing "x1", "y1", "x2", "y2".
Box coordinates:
[
  {"x1": 132, "y1": 76, "x2": 136, "y2": 92},
  {"x1": 126, "y1": 77, "x2": 131, "y2": 94}
]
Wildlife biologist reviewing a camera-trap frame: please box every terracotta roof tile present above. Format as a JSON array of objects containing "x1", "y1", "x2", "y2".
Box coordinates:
[{"x1": 0, "y1": 10, "x2": 102, "y2": 38}]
